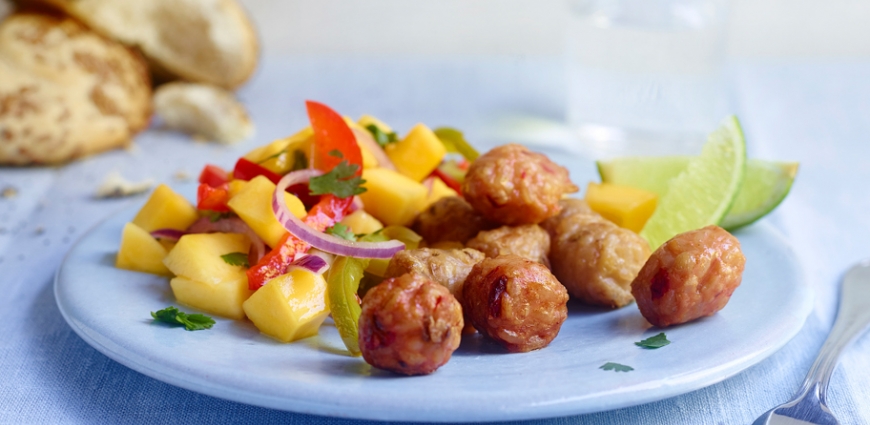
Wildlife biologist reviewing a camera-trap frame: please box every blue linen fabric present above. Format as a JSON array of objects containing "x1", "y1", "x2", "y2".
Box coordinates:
[{"x1": 1, "y1": 58, "x2": 869, "y2": 425}]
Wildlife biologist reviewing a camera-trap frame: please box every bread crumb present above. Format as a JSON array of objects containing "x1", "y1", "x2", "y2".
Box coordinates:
[
  {"x1": 154, "y1": 82, "x2": 254, "y2": 144},
  {"x1": 173, "y1": 170, "x2": 190, "y2": 181},
  {"x1": 95, "y1": 170, "x2": 153, "y2": 198},
  {"x1": 1, "y1": 186, "x2": 17, "y2": 199}
]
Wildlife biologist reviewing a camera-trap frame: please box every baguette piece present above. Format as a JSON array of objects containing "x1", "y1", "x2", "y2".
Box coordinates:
[
  {"x1": 21, "y1": 0, "x2": 259, "y2": 89},
  {"x1": 0, "y1": 13, "x2": 151, "y2": 165},
  {"x1": 154, "y1": 82, "x2": 253, "y2": 144}
]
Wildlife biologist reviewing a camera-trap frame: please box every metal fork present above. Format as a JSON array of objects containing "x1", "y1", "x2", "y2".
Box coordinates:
[{"x1": 753, "y1": 259, "x2": 870, "y2": 425}]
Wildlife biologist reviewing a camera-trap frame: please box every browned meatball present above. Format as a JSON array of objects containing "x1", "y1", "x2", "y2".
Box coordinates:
[
  {"x1": 540, "y1": 198, "x2": 599, "y2": 236},
  {"x1": 358, "y1": 273, "x2": 464, "y2": 375},
  {"x1": 384, "y1": 248, "x2": 486, "y2": 301},
  {"x1": 548, "y1": 211, "x2": 650, "y2": 308},
  {"x1": 462, "y1": 255, "x2": 569, "y2": 352},
  {"x1": 466, "y1": 224, "x2": 550, "y2": 266},
  {"x1": 412, "y1": 196, "x2": 495, "y2": 245},
  {"x1": 462, "y1": 144, "x2": 579, "y2": 226},
  {"x1": 631, "y1": 225, "x2": 745, "y2": 328}
]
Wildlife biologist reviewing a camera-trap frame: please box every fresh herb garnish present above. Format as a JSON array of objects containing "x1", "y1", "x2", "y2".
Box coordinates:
[
  {"x1": 308, "y1": 153, "x2": 367, "y2": 198},
  {"x1": 291, "y1": 150, "x2": 308, "y2": 171},
  {"x1": 600, "y1": 362, "x2": 634, "y2": 372},
  {"x1": 635, "y1": 332, "x2": 670, "y2": 349},
  {"x1": 150, "y1": 306, "x2": 215, "y2": 331},
  {"x1": 220, "y1": 252, "x2": 250, "y2": 267},
  {"x1": 365, "y1": 124, "x2": 398, "y2": 148},
  {"x1": 325, "y1": 223, "x2": 356, "y2": 241}
]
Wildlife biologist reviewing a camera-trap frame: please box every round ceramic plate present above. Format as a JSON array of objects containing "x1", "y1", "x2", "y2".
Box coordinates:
[{"x1": 55, "y1": 199, "x2": 811, "y2": 423}]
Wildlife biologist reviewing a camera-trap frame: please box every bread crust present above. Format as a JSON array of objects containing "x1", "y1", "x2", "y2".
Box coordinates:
[{"x1": 0, "y1": 12, "x2": 151, "y2": 165}]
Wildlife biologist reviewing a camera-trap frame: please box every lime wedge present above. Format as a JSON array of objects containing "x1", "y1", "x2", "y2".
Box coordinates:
[
  {"x1": 598, "y1": 158, "x2": 798, "y2": 231},
  {"x1": 637, "y1": 116, "x2": 746, "y2": 249}
]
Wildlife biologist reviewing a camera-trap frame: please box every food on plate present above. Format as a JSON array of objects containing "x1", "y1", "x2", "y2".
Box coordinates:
[
  {"x1": 631, "y1": 225, "x2": 746, "y2": 328},
  {"x1": 462, "y1": 255, "x2": 568, "y2": 352},
  {"x1": 0, "y1": 12, "x2": 150, "y2": 165},
  {"x1": 94, "y1": 171, "x2": 154, "y2": 199},
  {"x1": 584, "y1": 182, "x2": 657, "y2": 233},
  {"x1": 20, "y1": 0, "x2": 259, "y2": 89},
  {"x1": 466, "y1": 224, "x2": 550, "y2": 266},
  {"x1": 359, "y1": 273, "x2": 463, "y2": 375},
  {"x1": 154, "y1": 82, "x2": 254, "y2": 143},
  {"x1": 462, "y1": 143, "x2": 579, "y2": 225},
  {"x1": 384, "y1": 248, "x2": 486, "y2": 302},
  {"x1": 412, "y1": 196, "x2": 495, "y2": 245},
  {"x1": 543, "y1": 199, "x2": 650, "y2": 308},
  {"x1": 243, "y1": 266, "x2": 330, "y2": 342}
]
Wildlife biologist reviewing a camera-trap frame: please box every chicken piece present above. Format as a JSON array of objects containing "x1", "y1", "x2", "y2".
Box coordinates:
[
  {"x1": 466, "y1": 224, "x2": 550, "y2": 266},
  {"x1": 462, "y1": 144, "x2": 578, "y2": 225},
  {"x1": 384, "y1": 248, "x2": 485, "y2": 302},
  {"x1": 462, "y1": 255, "x2": 568, "y2": 352},
  {"x1": 412, "y1": 196, "x2": 495, "y2": 245},
  {"x1": 539, "y1": 198, "x2": 601, "y2": 237},
  {"x1": 631, "y1": 225, "x2": 745, "y2": 328}
]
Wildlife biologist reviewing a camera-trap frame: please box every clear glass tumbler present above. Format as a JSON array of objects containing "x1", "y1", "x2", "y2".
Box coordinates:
[{"x1": 565, "y1": 0, "x2": 731, "y2": 157}]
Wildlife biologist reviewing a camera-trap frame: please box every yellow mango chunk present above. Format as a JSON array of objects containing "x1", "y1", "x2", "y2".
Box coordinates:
[
  {"x1": 227, "y1": 179, "x2": 247, "y2": 198},
  {"x1": 242, "y1": 268, "x2": 330, "y2": 343},
  {"x1": 243, "y1": 128, "x2": 313, "y2": 174},
  {"x1": 358, "y1": 114, "x2": 393, "y2": 133},
  {"x1": 586, "y1": 182, "x2": 658, "y2": 233},
  {"x1": 131, "y1": 184, "x2": 198, "y2": 232},
  {"x1": 170, "y1": 276, "x2": 253, "y2": 320},
  {"x1": 116, "y1": 222, "x2": 171, "y2": 276},
  {"x1": 385, "y1": 123, "x2": 447, "y2": 182},
  {"x1": 359, "y1": 143, "x2": 379, "y2": 169},
  {"x1": 359, "y1": 168, "x2": 428, "y2": 226},
  {"x1": 339, "y1": 209, "x2": 384, "y2": 235},
  {"x1": 227, "y1": 175, "x2": 306, "y2": 248},
  {"x1": 163, "y1": 233, "x2": 250, "y2": 285},
  {"x1": 424, "y1": 177, "x2": 458, "y2": 208}
]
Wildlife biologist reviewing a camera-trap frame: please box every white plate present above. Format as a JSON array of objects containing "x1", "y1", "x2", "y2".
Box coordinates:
[{"x1": 55, "y1": 199, "x2": 811, "y2": 422}]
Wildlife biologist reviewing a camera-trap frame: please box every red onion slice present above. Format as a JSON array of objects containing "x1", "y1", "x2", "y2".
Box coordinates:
[
  {"x1": 186, "y1": 216, "x2": 267, "y2": 263},
  {"x1": 351, "y1": 127, "x2": 396, "y2": 171},
  {"x1": 273, "y1": 170, "x2": 405, "y2": 259},
  {"x1": 150, "y1": 228, "x2": 186, "y2": 241},
  {"x1": 289, "y1": 254, "x2": 329, "y2": 275}
]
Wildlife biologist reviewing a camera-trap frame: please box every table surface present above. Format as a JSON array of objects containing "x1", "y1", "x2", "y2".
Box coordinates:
[{"x1": 1, "y1": 57, "x2": 869, "y2": 425}]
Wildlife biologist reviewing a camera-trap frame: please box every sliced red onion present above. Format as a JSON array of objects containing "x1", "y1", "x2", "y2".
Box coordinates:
[
  {"x1": 186, "y1": 216, "x2": 267, "y2": 263},
  {"x1": 150, "y1": 228, "x2": 186, "y2": 241},
  {"x1": 351, "y1": 127, "x2": 396, "y2": 171},
  {"x1": 273, "y1": 169, "x2": 405, "y2": 259},
  {"x1": 289, "y1": 254, "x2": 329, "y2": 275},
  {"x1": 351, "y1": 196, "x2": 364, "y2": 213}
]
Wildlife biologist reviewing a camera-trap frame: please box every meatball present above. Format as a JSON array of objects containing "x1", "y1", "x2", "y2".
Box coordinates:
[
  {"x1": 384, "y1": 247, "x2": 486, "y2": 301},
  {"x1": 462, "y1": 255, "x2": 569, "y2": 352},
  {"x1": 462, "y1": 144, "x2": 579, "y2": 225},
  {"x1": 631, "y1": 225, "x2": 745, "y2": 328},
  {"x1": 358, "y1": 273, "x2": 464, "y2": 375},
  {"x1": 540, "y1": 198, "x2": 599, "y2": 236},
  {"x1": 466, "y1": 224, "x2": 550, "y2": 266},
  {"x1": 412, "y1": 196, "x2": 495, "y2": 245},
  {"x1": 548, "y1": 210, "x2": 650, "y2": 308}
]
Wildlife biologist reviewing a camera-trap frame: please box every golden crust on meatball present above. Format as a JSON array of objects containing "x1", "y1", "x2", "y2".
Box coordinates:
[
  {"x1": 412, "y1": 196, "x2": 495, "y2": 245},
  {"x1": 466, "y1": 224, "x2": 550, "y2": 266}
]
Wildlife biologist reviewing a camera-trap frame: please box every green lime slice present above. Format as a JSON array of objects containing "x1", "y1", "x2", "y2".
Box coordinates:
[
  {"x1": 637, "y1": 115, "x2": 747, "y2": 249},
  {"x1": 598, "y1": 157, "x2": 798, "y2": 232}
]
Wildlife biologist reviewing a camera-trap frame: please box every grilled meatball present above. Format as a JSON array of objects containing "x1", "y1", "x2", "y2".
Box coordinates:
[
  {"x1": 462, "y1": 255, "x2": 569, "y2": 352},
  {"x1": 631, "y1": 225, "x2": 745, "y2": 328},
  {"x1": 358, "y1": 273, "x2": 464, "y2": 375},
  {"x1": 547, "y1": 204, "x2": 650, "y2": 308},
  {"x1": 384, "y1": 248, "x2": 486, "y2": 301},
  {"x1": 412, "y1": 196, "x2": 495, "y2": 245},
  {"x1": 462, "y1": 144, "x2": 579, "y2": 225},
  {"x1": 540, "y1": 198, "x2": 599, "y2": 236},
  {"x1": 466, "y1": 224, "x2": 550, "y2": 266}
]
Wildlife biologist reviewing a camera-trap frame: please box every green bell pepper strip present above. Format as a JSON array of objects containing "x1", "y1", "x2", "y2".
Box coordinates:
[
  {"x1": 326, "y1": 256, "x2": 368, "y2": 356},
  {"x1": 434, "y1": 127, "x2": 480, "y2": 162}
]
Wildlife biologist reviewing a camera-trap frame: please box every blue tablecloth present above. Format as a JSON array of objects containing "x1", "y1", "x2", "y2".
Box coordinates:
[{"x1": 1, "y1": 57, "x2": 868, "y2": 424}]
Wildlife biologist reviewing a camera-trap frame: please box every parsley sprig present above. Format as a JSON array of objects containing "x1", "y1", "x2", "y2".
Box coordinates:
[
  {"x1": 151, "y1": 306, "x2": 215, "y2": 331},
  {"x1": 600, "y1": 362, "x2": 633, "y2": 372},
  {"x1": 365, "y1": 124, "x2": 398, "y2": 147},
  {"x1": 635, "y1": 332, "x2": 670, "y2": 349},
  {"x1": 220, "y1": 252, "x2": 250, "y2": 268},
  {"x1": 325, "y1": 223, "x2": 356, "y2": 241},
  {"x1": 309, "y1": 150, "x2": 366, "y2": 198}
]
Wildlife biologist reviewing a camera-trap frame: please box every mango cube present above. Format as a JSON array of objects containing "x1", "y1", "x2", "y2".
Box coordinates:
[
  {"x1": 359, "y1": 168, "x2": 428, "y2": 226},
  {"x1": 359, "y1": 142, "x2": 379, "y2": 169},
  {"x1": 339, "y1": 209, "x2": 384, "y2": 235},
  {"x1": 131, "y1": 184, "x2": 198, "y2": 232},
  {"x1": 242, "y1": 268, "x2": 330, "y2": 342},
  {"x1": 227, "y1": 175, "x2": 306, "y2": 248},
  {"x1": 163, "y1": 233, "x2": 251, "y2": 285},
  {"x1": 586, "y1": 182, "x2": 658, "y2": 233},
  {"x1": 116, "y1": 222, "x2": 171, "y2": 276},
  {"x1": 170, "y1": 276, "x2": 252, "y2": 320},
  {"x1": 385, "y1": 123, "x2": 447, "y2": 182},
  {"x1": 424, "y1": 177, "x2": 459, "y2": 208}
]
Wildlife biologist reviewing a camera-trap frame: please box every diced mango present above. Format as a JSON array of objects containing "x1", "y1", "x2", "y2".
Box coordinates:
[
  {"x1": 385, "y1": 123, "x2": 447, "y2": 182},
  {"x1": 131, "y1": 184, "x2": 198, "y2": 232},
  {"x1": 242, "y1": 268, "x2": 330, "y2": 343},
  {"x1": 227, "y1": 179, "x2": 247, "y2": 198},
  {"x1": 358, "y1": 114, "x2": 393, "y2": 133},
  {"x1": 163, "y1": 233, "x2": 250, "y2": 285},
  {"x1": 243, "y1": 128, "x2": 312, "y2": 174},
  {"x1": 227, "y1": 175, "x2": 306, "y2": 248},
  {"x1": 116, "y1": 222, "x2": 171, "y2": 276},
  {"x1": 170, "y1": 277, "x2": 253, "y2": 320},
  {"x1": 359, "y1": 143, "x2": 379, "y2": 169},
  {"x1": 339, "y1": 209, "x2": 384, "y2": 235},
  {"x1": 586, "y1": 182, "x2": 658, "y2": 233},
  {"x1": 423, "y1": 177, "x2": 458, "y2": 208},
  {"x1": 359, "y1": 168, "x2": 428, "y2": 226}
]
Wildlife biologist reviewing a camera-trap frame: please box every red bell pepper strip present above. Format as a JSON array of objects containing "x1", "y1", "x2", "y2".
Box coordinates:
[
  {"x1": 196, "y1": 183, "x2": 231, "y2": 212},
  {"x1": 198, "y1": 164, "x2": 230, "y2": 187},
  {"x1": 431, "y1": 168, "x2": 463, "y2": 195},
  {"x1": 232, "y1": 158, "x2": 283, "y2": 184},
  {"x1": 246, "y1": 194, "x2": 353, "y2": 289},
  {"x1": 306, "y1": 100, "x2": 363, "y2": 176}
]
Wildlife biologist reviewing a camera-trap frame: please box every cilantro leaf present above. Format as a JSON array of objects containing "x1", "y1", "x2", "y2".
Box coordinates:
[
  {"x1": 308, "y1": 160, "x2": 366, "y2": 198},
  {"x1": 365, "y1": 124, "x2": 398, "y2": 148},
  {"x1": 600, "y1": 362, "x2": 633, "y2": 372},
  {"x1": 326, "y1": 223, "x2": 356, "y2": 241},
  {"x1": 150, "y1": 306, "x2": 215, "y2": 331},
  {"x1": 635, "y1": 332, "x2": 670, "y2": 349},
  {"x1": 221, "y1": 252, "x2": 250, "y2": 267}
]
